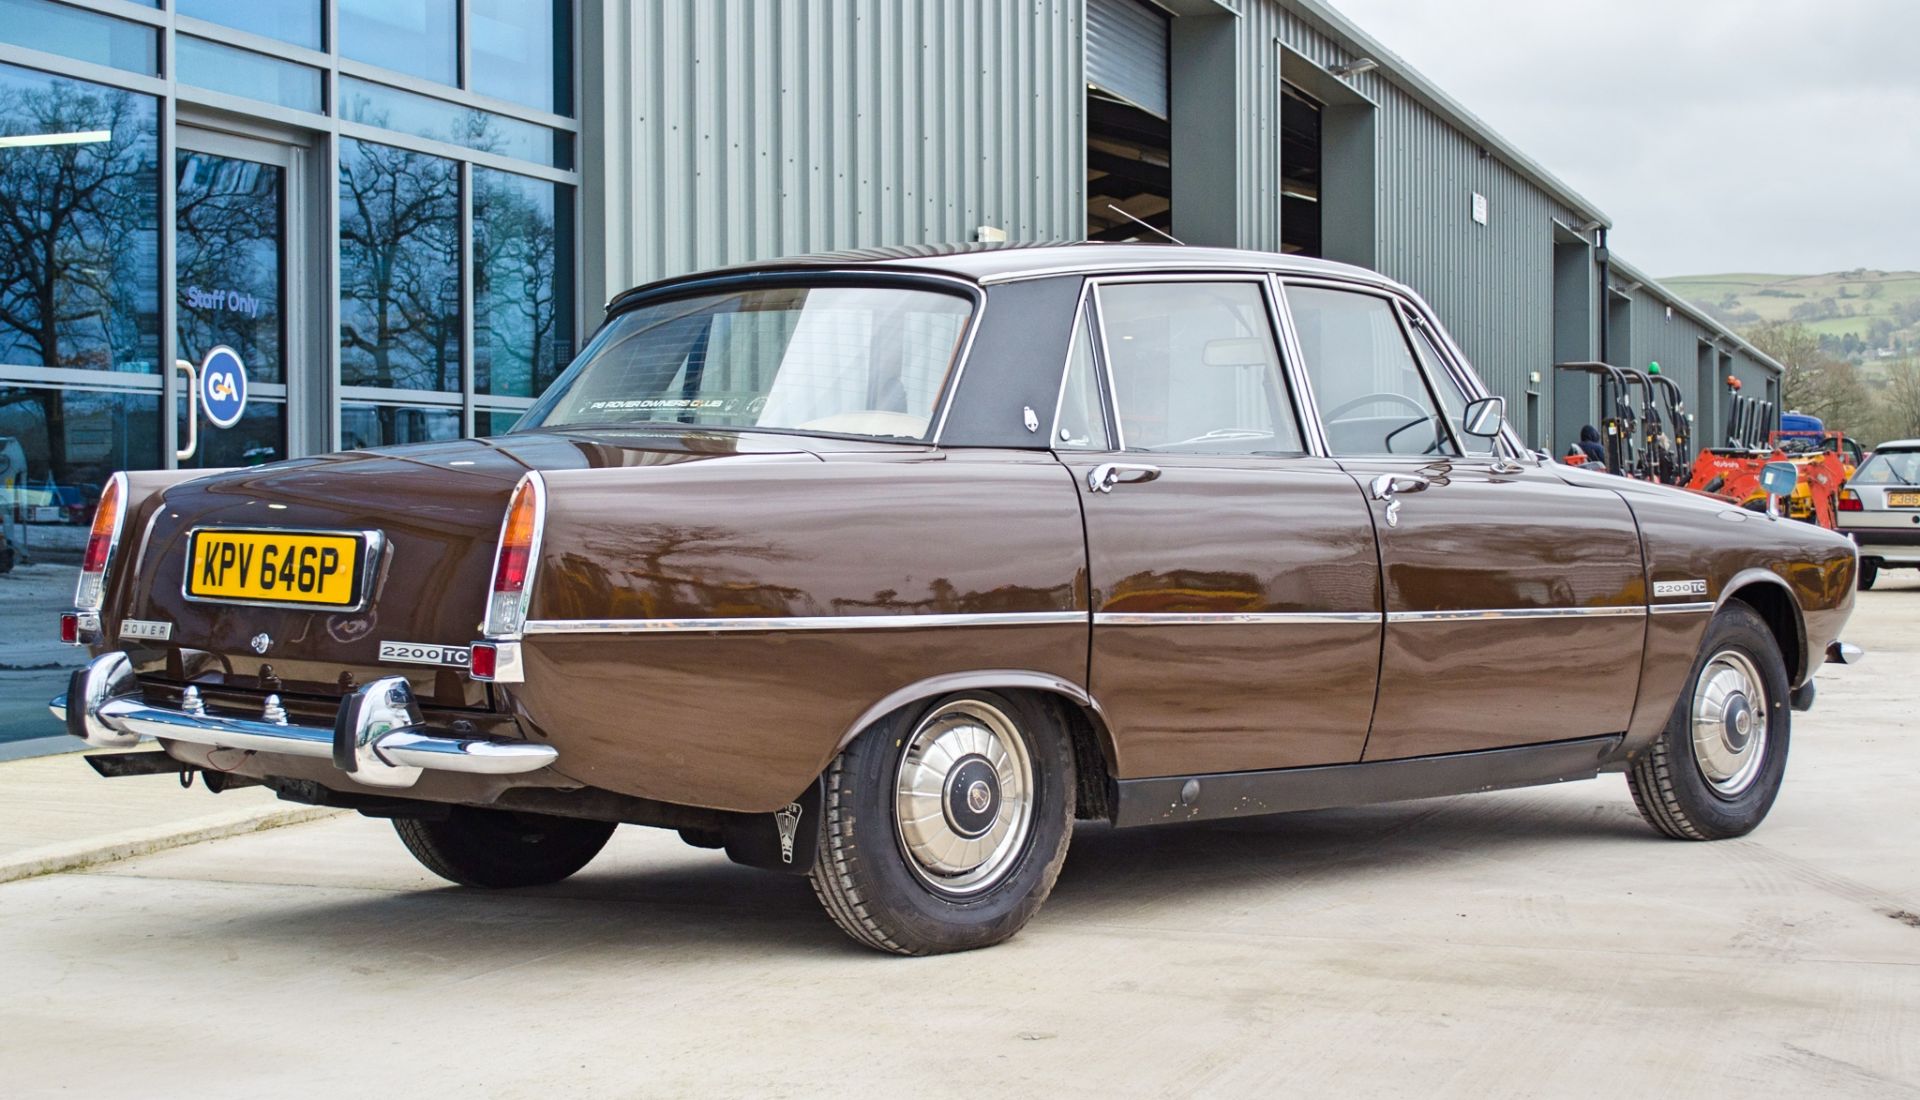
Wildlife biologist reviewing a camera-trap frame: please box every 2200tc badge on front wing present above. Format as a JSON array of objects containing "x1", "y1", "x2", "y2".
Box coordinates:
[{"x1": 184, "y1": 528, "x2": 369, "y2": 609}]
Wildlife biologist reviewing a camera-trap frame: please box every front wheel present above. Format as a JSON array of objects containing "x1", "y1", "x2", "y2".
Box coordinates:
[
  {"x1": 1627, "y1": 603, "x2": 1791, "y2": 840},
  {"x1": 394, "y1": 807, "x2": 616, "y2": 888},
  {"x1": 808, "y1": 692, "x2": 1075, "y2": 955}
]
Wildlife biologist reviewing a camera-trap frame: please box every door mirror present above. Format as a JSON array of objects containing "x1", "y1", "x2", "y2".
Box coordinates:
[
  {"x1": 1760, "y1": 461, "x2": 1799, "y2": 497},
  {"x1": 1460, "y1": 395, "x2": 1507, "y2": 439}
]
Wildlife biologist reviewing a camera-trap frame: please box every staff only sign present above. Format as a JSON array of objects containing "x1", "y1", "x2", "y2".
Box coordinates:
[{"x1": 199, "y1": 345, "x2": 248, "y2": 429}]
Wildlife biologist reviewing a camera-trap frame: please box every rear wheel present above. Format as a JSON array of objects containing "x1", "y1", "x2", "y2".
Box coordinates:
[
  {"x1": 808, "y1": 692, "x2": 1074, "y2": 955},
  {"x1": 1627, "y1": 603, "x2": 1791, "y2": 840},
  {"x1": 395, "y1": 807, "x2": 616, "y2": 888},
  {"x1": 1858, "y1": 560, "x2": 1879, "y2": 591}
]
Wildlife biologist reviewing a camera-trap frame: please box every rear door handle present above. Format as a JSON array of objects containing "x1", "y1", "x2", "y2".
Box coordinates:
[
  {"x1": 1088, "y1": 463, "x2": 1162, "y2": 493},
  {"x1": 1368, "y1": 473, "x2": 1430, "y2": 528}
]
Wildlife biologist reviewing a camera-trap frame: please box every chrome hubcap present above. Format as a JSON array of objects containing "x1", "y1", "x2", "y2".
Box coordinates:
[
  {"x1": 1692, "y1": 649, "x2": 1768, "y2": 796},
  {"x1": 893, "y1": 700, "x2": 1034, "y2": 895}
]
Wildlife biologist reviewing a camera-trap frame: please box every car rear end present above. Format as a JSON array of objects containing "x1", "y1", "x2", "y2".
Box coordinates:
[
  {"x1": 1839, "y1": 442, "x2": 1920, "y2": 584},
  {"x1": 52, "y1": 442, "x2": 567, "y2": 798}
]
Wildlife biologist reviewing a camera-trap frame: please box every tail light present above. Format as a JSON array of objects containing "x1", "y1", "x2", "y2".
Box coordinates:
[
  {"x1": 482, "y1": 472, "x2": 546, "y2": 638},
  {"x1": 73, "y1": 473, "x2": 127, "y2": 611},
  {"x1": 1839, "y1": 489, "x2": 1862, "y2": 512}
]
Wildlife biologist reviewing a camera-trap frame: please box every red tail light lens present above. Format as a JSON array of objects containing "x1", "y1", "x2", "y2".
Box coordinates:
[
  {"x1": 74, "y1": 473, "x2": 127, "y2": 611},
  {"x1": 483, "y1": 474, "x2": 545, "y2": 636},
  {"x1": 1839, "y1": 489, "x2": 1863, "y2": 512}
]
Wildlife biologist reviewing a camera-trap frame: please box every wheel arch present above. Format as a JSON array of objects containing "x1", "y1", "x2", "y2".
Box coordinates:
[
  {"x1": 830, "y1": 670, "x2": 1120, "y2": 821},
  {"x1": 1718, "y1": 570, "x2": 1807, "y2": 685}
]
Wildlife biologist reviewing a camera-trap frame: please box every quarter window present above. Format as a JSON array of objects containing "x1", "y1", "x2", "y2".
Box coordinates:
[
  {"x1": 1094, "y1": 282, "x2": 1304, "y2": 455},
  {"x1": 1286, "y1": 287, "x2": 1459, "y2": 458},
  {"x1": 1406, "y1": 320, "x2": 1493, "y2": 456},
  {"x1": 1053, "y1": 310, "x2": 1109, "y2": 450}
]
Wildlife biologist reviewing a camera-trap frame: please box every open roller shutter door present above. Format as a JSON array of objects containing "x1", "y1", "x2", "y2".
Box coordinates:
[{"x1": 1087, "y1": 0, "x2": 1169, "y2": 119}]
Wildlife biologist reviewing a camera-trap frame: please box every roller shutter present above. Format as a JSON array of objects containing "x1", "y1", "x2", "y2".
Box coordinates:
[{"x1": 1086, "y1": 0, "x2": 1169, "y2": 119}]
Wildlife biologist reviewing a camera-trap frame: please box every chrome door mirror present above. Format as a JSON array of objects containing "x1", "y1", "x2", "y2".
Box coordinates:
[{"x1": 1460, "y1": 395, "x2": 1507, "y2": 439}]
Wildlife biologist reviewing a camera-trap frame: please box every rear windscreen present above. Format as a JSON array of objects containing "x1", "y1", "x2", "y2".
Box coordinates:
[{"x1": 524, "y1": 284, "x2": 973, "y2": 441}]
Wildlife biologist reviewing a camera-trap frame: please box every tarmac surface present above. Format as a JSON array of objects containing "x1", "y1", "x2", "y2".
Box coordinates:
[{"x1": 1, "y1": 576, "x2": 1916, "y2": 1098}]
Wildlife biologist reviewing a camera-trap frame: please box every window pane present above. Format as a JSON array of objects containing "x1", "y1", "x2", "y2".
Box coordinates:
[
  {"x1": 1286, "y1": 287, "x2": 1457, "y2": 457},
  {"x1": 1095, "y1": 282, "x2": 1303, "y2": 455},
  {"x1": 338, "y1": 139, "x2": 460, "y2": 391},
  {"x1": 177, "y1": 0, "x2": 322, "y2": 50},
  {"x1": 0, "y1": 64, "x2": 159, "y2": 374},
  {"x1": 1053, "y1": 312, "x2": 1108, "y2": 450},
  {"x1": 470, "y1": 0, "x2": 571, "y2": 115},
  {"x1": 480, "y1": 408, "x2": 525, "y2": 435},
  {"x1": 1408, "y1": 323, "x2": 1492, "y2": 455},
  {"x1": 474, "y1": 170, "x2": 573, "y2": 398},
  {"x1": 340, "y1": 403, "x2": 461, "y2": 449},
  {"x1": 177, "y1": 37, "x2": 323, "y2": 113},
  {"x1": 177, "y1": 150, "x2": 284, "y2": 383},
  {"x1": 340, "y1": 77, "x2": 571, "y2": 169},
  {"x1": 174, "y1": 393, "x2": 284, "y2": 468},
  {"x1": 0, "y1": 0, "x2": 157, "y2": 75},
  {"x1": 528, "y1": 285, "x2": 972, "y2": 442},
  {"x1": 340, "y1": 0, "x2": 456, "y2": 87}
]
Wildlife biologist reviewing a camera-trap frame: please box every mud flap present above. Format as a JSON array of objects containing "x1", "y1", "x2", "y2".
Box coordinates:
[{"x1": 722, "y1": 777, "x2": 823, "y2": 875}]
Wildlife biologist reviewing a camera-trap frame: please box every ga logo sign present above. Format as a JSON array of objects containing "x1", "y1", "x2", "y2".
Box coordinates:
[{"x1": 199, "y1": 345, "x2": 248, "y2": 428}]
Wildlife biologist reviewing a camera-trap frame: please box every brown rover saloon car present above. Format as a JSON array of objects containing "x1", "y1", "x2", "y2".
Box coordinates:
[{"x1": 57, "y1": 244, "x2": 1861, "y2": 955}]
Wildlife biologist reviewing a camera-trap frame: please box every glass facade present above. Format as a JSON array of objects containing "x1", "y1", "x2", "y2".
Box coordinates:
[{"x1": 0, "y1": 3, "x2": 578, "y2": 748}]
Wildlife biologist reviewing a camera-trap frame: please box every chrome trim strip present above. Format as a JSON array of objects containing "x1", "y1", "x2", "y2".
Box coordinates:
[
  {"x1": 1094, "y1": 611, "x2": 1379, "y2": 626},
  {"x1": 1387, "y1": 606, "x2": 1648, "y2": 623},
  {"x1": 522, "y1": 611, "x2": 1086, "y2": 635},
  {"x1": 1649, "y1": 601, "x2": 1715, "y2": 616}
]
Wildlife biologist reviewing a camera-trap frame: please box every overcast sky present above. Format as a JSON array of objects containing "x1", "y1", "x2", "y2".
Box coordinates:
[{"x1": 1331, "y1": 0, "x2": 1920, "y2": 276}]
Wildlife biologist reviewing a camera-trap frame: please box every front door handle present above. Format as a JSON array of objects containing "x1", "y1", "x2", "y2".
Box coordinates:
[
  {"x1": 1088, "y1": 462, "x2": 1162, "y2": 493},
  {"x1": 1368, "y1": 473, "x2": 1430, "y2": 528}
]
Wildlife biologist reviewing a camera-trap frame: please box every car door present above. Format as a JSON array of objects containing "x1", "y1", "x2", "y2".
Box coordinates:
[
  {"x1": 1055, "y1": 276, "x2": 1383, "y2": 779},
  {"x1": 1277, "y1": 279, "x2": 1647, "y2": 762}
]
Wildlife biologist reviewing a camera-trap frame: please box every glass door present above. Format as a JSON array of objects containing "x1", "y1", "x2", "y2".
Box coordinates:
[{"x1": 174, "y1": 128, "x2": 294, "y2": 468}]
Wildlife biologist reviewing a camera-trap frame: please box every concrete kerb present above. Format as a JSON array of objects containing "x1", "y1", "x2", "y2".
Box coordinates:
[{"x1": 0, "y1": 804, "x2": 343, "y2": 886}]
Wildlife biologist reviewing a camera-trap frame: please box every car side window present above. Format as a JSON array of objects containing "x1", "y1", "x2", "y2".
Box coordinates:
[
  {"x1": 1093, "y1": 281, "x2": 1305, "y2": 455},
  {"x1": 1285, "y1": 286, "x2": 1460, "y2": 458},
  {"x1": 1053, "y1": 308, "x2": 1110, "y2": 450},
  {"x1": 1405, "y1": 319, "x2": 1493, "y2": 457}
]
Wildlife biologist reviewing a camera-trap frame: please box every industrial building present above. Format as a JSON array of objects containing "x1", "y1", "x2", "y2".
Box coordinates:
[{"x1": 0, "y1": 0, "x2": 1781, "y2": 484}]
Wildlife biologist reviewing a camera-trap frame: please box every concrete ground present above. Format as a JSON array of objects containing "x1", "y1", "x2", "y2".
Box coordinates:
[{"x1": 1, "y1": 578, "x2": 1916, "y2": 1098}]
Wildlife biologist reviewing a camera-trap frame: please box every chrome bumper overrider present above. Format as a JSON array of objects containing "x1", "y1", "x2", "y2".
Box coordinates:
[{"x1": 50, "y1": 652, "x2": 556, "y2": 789}]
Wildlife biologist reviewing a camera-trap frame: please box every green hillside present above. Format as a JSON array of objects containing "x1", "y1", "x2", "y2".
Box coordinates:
[{"x1": 1661, "y1": 271, "x2": 1920, "y2": 367}]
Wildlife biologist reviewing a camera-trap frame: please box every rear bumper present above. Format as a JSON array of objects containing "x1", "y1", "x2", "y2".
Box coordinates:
[
  {"x1": 1843, "y1": 527, "x2": 1920, "y2": 561},
  {"x1": 51, "y1": 652, "x2": 556, "y2": 789}
]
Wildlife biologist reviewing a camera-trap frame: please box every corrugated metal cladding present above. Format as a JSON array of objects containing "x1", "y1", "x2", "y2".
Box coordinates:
[
  {"x1": 1237, "y1": 0, "x2": 1586, "y2": 412},
  {"x1": 1086, "y1": 0, "x2": 1171, "y2": 118},
  {"x1": 580, "y1": 0, "x2": 1084, "y2": 307}
]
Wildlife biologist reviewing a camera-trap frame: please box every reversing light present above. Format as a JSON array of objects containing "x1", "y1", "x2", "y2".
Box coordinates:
[
  {"x1": 482, "y1": 473, "x2": 546, "y2": 637},
  {"x1": 74, "y1": 473, "x2": 127, "y2": 611},
  {"x1": 1839, "y1": 489, "x2": 1862, "y2": 512}
]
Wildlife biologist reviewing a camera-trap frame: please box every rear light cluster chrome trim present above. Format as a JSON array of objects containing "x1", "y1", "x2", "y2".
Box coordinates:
[
  {"x1": 73, "y1": 471, "x2": 128, "y2": 612},
  {"x1": 480, "y1": 471, "x2": 547, "y2": 640}
]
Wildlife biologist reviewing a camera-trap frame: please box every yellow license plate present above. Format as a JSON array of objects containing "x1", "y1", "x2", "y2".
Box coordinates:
[
  {"x1": 186, "y1": 529, "x2": 365, "y2": 608},
  {"x1": 1888, "y1": 491, "x2": 1920, "y2": 508}
]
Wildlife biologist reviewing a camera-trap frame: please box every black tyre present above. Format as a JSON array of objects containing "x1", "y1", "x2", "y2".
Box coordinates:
[
  {"x1": 394, "y1": 807, "x2": 616, "y2": 888},
  {"x1": 1858, "y1": 560, "x2": 1878, "y2": 591},
  {"x1": 1627, "y1": 603, "x2": 1791, "y2": 840},
  {"x1": 809, "y1": 691, "x2": 1075, "y2": 955}
]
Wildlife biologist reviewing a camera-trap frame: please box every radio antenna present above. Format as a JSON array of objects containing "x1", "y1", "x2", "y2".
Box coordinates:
[{"x1": 1105, "y1": 204, "x2": 1184, "y2": 246}]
